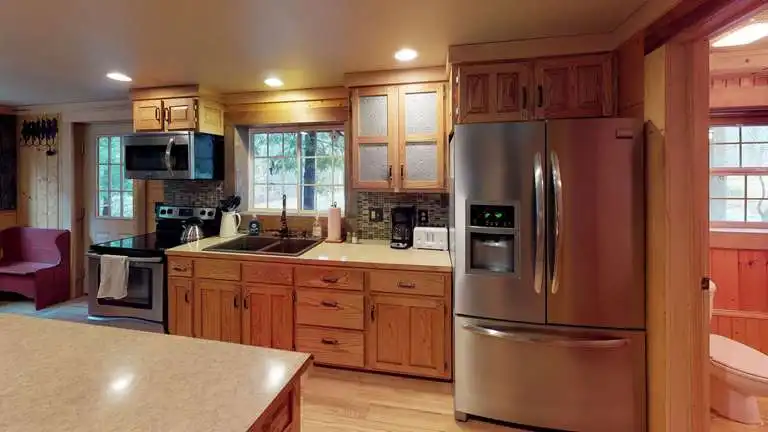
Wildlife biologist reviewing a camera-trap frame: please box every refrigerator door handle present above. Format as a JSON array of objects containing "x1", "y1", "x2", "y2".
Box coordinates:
[
  {"x1": 550, "y1": 150, "x2": 563, "y2": 295},
  {"x1": 533, "y1": 152, "x2": 545, "y2": 295},
  {"x1": 462, "y1": 324, "x2": 629, "y2": 349}
]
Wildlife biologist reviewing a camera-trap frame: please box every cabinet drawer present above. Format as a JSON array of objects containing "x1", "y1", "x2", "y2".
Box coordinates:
[
  {"x1": 194, "y1": 259, "x2": 241, "y2": 281},
  {"x1": 243, "y1": 262, "x2": 293, "y2": 286},
  {"x1": 295, "y1": 326, "x2": 364, "y2": 368},
  {"x1": 168, "y1": 258, "x2": 193, "y2": 277},
  {"x1": 295, "y1": 267, "x2": 363, "y2": 291},
  {"x1": 369, "y1": 270, "x2": 446, "y2": 297},
  {"x1": 296, "y1": 289, "x2": 364, "y2": 330},
  {"x1": 262, "y1": 391, "x2": 292, "y2": 432}
]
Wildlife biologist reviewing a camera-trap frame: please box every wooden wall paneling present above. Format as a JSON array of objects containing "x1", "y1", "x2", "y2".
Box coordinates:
[
  {"x1": 746, "y1": 317, "x2": 761, "y2": 349},
  {"x1": 719, "y1": 314, "x2": 732, "y2": 338},
  {"x1": 737, "y1": 250, "x2": 768, "y2": 312},
  {"x1": 224, "y1": 99, "x2": 349, "y2": 126},
  {"x1": 732, "y1": 316, "x2": 747, "y2": 344},
  {"x1": 710, "y1": 248, "x2": 740, "y2": 309},
  {"x1": 710, "y1": 73, "x2": 768, "y2": 109},
  {"x1": 616, "y1": 31, "x2": 645, "y2": 118},
  {"x1": 17, "y1": 114, "x2": 61, "y2": 229},
  {"x1": 344, "y1": 67, "x2": 446, "y2": 88}
]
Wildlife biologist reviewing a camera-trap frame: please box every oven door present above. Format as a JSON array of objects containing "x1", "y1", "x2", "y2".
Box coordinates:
[
  {"x1": 87, "y1": 253, "x2": 165, "y2": 323},
  {"x1": 124, "y1": 132, "x2": 191, "y2": 179}
]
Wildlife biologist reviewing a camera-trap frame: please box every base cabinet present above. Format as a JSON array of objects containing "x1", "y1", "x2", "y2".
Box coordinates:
[
  {"x1": 367, "y1": 295, "x2": 448, "y2": 378},
  {"x1": 168, "y1": 277, "x2": 193, "y2": 337},
  {"x1": 193, "y1": 279, "x2": 241, "y2": 343},
  {"x1": 242, "y1": 284, "x2": 294, "y2": 350}
]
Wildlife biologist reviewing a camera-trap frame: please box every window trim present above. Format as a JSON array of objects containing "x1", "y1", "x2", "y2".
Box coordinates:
[
  {"x1": 95, "y1": 134, "x2": 134, "y2": 220},
  {"x1": 710, "y1": 123, "x2": 768, "y2": 229},
  {"x1": 247, "y1": 125, "x2": 346, "y2": 215}
]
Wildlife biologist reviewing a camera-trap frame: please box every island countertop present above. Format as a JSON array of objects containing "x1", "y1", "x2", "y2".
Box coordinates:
[
  {"x1": 0, "y1": 314, "x2": 312, "y2": 432},
  {"x1": 166, "y1": 236, "x2": 453, "y2": 273}
]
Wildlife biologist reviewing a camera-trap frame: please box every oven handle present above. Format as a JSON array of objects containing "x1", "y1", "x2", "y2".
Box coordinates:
[{"x1": 86, "y1": 252, "x2": 163, "y2": 264}]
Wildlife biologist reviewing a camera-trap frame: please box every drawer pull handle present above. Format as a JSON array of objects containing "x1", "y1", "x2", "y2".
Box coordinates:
[
  {"x1": 320, "y1": 300, "x2": 338, "y2": 308},
  {"x1": 172, "y1": 265, "x2": 188, "y2": 272},
  {"x1": 397, "y1": 281, "x2": 416, "y2": 289},
  {"x1": 184, "y1": 291, "x2": 189, "y2": 303},
  {"x1": 321, "y1": 276, "x2": 340, "y2": 284},
  {"x1": 321, "y1": 338, "x2": 339, "y2": 345}
]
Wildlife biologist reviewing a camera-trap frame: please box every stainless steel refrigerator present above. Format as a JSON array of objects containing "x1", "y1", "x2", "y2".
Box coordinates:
[{"x1": 450, "y1": 119, "x2": 646, "y2": 432}]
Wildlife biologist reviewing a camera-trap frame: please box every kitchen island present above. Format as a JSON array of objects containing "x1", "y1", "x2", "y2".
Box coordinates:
[{"x1": 0, "y1": 314, "x2": 311, "y2": 432}]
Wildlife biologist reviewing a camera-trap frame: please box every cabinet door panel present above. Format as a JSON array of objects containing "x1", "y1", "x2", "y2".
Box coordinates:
[
  {"x1": 133, "y1": 100, "x2": 164, "y2": 132},
  {"x1": 535, "y1": 54, "x2": 614, "y2": 119},
  {"x1": 404, "y1": 92, "x2": 438, "y2": 135},
  {"x1": 458, "y1": 63, "x2": 532, "y2": 124},
  {"x1": 242, "y1": 284, "x2": 293, "y2": 350},
  {"x1": 358, "y1": 95, "x2": 389, "y2": 137},
  {"x1": 164, "y1": 97, "x2": 197, "y2": 131},
  {"x1": 358, "y1": 143, "x2": 391, "y2": 183},
  {"x1": 536, "y1": 64, "x2": 571, "y2": 119},
  {"x1": 193, "y1": 279, "x2": 241, "y2": 343},
  {"x1": 367, "y1": 295, "x2": 448, "y2": 378},
  {"x1": 352, "y1": 87, "x2": 398, "y2": 190},
  {"x1": 404, "y1": 141, "x2": 438, "y2": 182},
  {"x1": 168, "y1": 277, "x2": 193, "y2": 336},
  {"x1": 399, "y1": 83, "x2": 444, "y2": 190}
]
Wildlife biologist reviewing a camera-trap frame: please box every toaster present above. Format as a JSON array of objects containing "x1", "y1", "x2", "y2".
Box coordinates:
[{"x1": 413, "y1": 226, "x2": 448, "y2": 251}]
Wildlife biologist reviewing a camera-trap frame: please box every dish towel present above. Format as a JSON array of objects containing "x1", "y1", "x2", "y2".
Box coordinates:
[{"x1": 97, "y1": 255, "x2": 129, "y2": 299}]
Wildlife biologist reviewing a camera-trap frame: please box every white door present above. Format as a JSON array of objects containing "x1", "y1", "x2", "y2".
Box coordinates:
[{"x1": 85, "y1": 123, "x2": 146, "y2": 246}]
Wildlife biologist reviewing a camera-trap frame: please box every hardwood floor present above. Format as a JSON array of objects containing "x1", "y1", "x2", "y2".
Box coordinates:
[{"x1": 711, "y1": 399, "x2": 768, "y2": 431}]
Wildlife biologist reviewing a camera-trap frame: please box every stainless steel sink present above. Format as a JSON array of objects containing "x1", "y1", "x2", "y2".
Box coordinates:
[{"x1": 204, "y1": 236, "x2": 322, "y2": 256}]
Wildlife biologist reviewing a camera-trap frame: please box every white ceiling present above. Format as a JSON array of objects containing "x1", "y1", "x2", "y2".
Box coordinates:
[{"x1": 0, "y1": 0, "x2": 650, "y2": 105}]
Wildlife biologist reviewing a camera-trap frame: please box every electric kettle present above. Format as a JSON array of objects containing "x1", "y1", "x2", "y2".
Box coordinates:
[{"x1": 181, "y1": 217, "x2": 204, "y2": 243}]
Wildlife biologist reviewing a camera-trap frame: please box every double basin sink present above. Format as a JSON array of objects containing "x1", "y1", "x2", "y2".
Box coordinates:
[{"x1": 204, "y1": 236, "x2": 323, "y2": 257}]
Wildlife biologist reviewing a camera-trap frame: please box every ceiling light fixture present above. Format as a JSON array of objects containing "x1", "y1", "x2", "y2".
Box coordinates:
[
  {"x1": 106, "y1": 72, "x2": 132, "y2": 82},
  {"x1": 394, "y1": 48, "x2": 418, "y2": 62},
  {"x1": 264, "y1": 77, "x2": 284, "y2": 88},
  {"x1": 713, "y1": 22, "x2": 768, "y2": 47}
]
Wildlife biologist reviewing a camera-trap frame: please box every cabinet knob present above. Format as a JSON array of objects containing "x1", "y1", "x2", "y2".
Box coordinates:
[
  {"x1": 321, "y1": 276, "x2": 340, "y2": 284},
  {"x1": 321, "y1": 338, "x2": 339, "y2": 345}
]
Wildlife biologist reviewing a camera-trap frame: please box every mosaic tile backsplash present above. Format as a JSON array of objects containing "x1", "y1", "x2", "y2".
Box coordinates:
[
  {"x1": 164, "y1": 181, "x2": 224, "y2": 207},
  {"x1": 356, "y1": 192, "x2": 448, "y2": 240}
]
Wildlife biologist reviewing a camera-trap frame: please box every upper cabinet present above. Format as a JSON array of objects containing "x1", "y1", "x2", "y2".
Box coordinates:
[
  {"x1": 455, "y1": 53, "x2": 615, "y2": 124},
  {"x1": 351, "y1": 83, "x2": 445, "y2": 191},
  {"x1": 131, "y1": 86, "x2": 224, "y2": 135}
]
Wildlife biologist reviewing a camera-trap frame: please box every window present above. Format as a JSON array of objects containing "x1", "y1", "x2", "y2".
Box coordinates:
[
  {"x1": 250, "y1": 127, "x2": 345, "y2": 213},
  {"x1": 710, "y1": 125, "x2": 768, "y2": 226},
  {"x1": 97, "y1": 135, "x2": 133, "y2": 218}
]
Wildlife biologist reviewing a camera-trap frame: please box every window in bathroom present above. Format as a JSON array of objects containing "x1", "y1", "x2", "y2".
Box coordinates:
[
  {"x1": 710, "y1": 124, "x2": 768, "y2": 227},
  {"x1": 249, "y1": 126, "x2": 345, "y2": 214}
]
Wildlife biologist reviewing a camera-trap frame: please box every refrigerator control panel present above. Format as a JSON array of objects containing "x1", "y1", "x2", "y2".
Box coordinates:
[{"x1": 469, "y1": 204, "x2": 517, "y2": 228}]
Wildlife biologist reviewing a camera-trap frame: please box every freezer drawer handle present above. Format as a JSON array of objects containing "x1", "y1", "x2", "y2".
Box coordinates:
[{"x1": 462, "y1": 324, "x2": 628, "y2": 349}]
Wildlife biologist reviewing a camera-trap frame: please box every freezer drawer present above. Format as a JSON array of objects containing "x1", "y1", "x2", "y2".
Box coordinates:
[{"x1": 454, "y1": 316, "x2": 646, "y2": 432}]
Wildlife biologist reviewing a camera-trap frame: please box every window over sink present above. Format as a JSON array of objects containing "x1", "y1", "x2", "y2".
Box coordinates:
[
  {"x1": 249, "y1": 126, "x2": 345, "y2": 214},
  {"x1": 710, "y1": 125, "x2": 768, "y2": 227}
]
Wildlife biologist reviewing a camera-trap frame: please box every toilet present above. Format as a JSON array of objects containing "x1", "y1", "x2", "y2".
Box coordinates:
[{"x1": 710, "y1": 280, "x2": 768, "y2": 425}]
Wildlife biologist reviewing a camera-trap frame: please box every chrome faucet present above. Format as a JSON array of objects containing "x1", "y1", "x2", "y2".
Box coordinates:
[{"x1": 279, "y1": 193, "x2": 289, "y2": 239}]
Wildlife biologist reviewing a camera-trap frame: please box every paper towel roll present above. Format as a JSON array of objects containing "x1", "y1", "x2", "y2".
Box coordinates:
[{"x1": 327, "y1": 207, "x2": 342, "y2": 242}]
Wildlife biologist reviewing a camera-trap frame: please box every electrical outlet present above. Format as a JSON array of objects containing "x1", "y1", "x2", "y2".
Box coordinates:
[
  {"x1": 418, "y1": 209, "x2": 429, "y2": 225},
  {"x1": 369, "y1": 207, "x2": 384, "y2": 222}
]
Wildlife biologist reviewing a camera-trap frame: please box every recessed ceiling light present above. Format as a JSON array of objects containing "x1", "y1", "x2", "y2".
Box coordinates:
[
  {"x1": 394, "y1": 48, "x2": 418, "y2": 62},
  {"x1": 713, "y1": 22, "x2": 768, "y2": 47},
  {"x1": 264, "y1": 77, "x2": 284, "y2": 88},
  {"x1": 106, "y1": 72, "x2": 132, "y2": 82}
]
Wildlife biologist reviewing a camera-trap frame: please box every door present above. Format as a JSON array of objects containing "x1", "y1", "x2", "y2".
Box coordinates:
[
  {"x1": 164, "y1": 97, "x2": 197, "y2": 131},
  {"x1": 458, "y1": 62, "x2": 533, "y2": 123},
  {"x1": 85, "y1": 123, "x2": 145, "y2": 246},
  {"x1": 454, "y1": 315, "x2": 646, "y2": 432},
  {"x1": 535, "y1": 54, "x2": 613, "y2": 119},
  {"x1": 399, "y1": 83, "x2": 445, "y2": 190},
  {"x1": 133, "y1": 100, "x2": 164, "y2": 132},
  {"x1": 351, "y1": 86, "x2": 398, "y2": 189},
  {"x1": 367, "y1": 294, "x2": 447, "y2": 378},
  {"x1": 453, "y1": 122, "x2": 546, "y2": 323},
  {"x1": 546, "y1": 119, "x2": 644, "y2": 329},
  {"x1": 242, "y1": 284, "x2": 293, "y2": 350},
  {"x1": 193, "y1": 279, "x2": 241, "y2": 343},
  {"x1": 168, "y1": 277, "x2": 193, "y2": 336}
]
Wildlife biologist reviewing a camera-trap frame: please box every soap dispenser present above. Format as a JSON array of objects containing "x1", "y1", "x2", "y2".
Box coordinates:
[{"x1": 312, "y1": 212, "x2": 322, "y2": 238}]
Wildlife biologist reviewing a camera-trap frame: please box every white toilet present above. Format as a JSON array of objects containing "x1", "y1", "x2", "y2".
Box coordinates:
[{"x1": 710, "y1": 280, "x2": 768, "y2": 425}]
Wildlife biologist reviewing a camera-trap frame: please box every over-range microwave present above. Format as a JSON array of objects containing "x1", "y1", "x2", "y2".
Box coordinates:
[{"x1": 124, "y1": 132, "x2": 224, "y2": 180}]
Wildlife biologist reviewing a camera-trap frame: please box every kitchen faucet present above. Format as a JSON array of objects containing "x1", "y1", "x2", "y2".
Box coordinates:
[{"x1": 279, "y1": 193, "x2": 289, "y2": 239}]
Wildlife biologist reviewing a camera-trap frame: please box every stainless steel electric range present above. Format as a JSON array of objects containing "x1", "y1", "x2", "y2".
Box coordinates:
[{"x1": 86, "y1": 204, "x2": 219, "y2": 329}]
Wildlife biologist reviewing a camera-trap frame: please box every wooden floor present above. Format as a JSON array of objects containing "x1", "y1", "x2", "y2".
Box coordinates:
[{"x1": 1, "y1": 295, "x2": 766, "y2": 431}]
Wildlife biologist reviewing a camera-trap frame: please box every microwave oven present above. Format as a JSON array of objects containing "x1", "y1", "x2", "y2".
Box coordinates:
[{"x1": 124, "y1": 132, "x2": 224, "y2": 180}]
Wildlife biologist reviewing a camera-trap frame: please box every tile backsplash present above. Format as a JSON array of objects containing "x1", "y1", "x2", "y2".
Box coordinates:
[
  {"x1": 164, "y1": 181, "x2": 224, "y2": 207},
  {"x1": 356, "y1": 192, "x2": 448, "y2": 240}
]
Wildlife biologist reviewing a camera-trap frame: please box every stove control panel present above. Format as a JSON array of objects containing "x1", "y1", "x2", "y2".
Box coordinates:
[{"x1": 157, "y1": 205, "x2": 217, "y2": 220}]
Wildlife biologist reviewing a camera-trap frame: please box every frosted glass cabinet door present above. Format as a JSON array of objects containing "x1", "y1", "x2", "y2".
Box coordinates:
[
  {"x1": 358, "y1": 143, "x2": 390, "y2": 182},
  {"x1": 404, "y1": 141, "x2": 438, "y2": 182},
  {"x1": 358, "y1": 95, "x2": 388, "y2": 137},
  {"x1": 404, "y1": 92, "x2": 438, "y2": 135}
]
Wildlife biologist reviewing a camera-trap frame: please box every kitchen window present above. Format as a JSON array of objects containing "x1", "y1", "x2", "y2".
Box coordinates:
[
  {"x1": 710, "y1": 125, "x2": 768, "y2": 227},
  {"x1": 249, "y1": 127, "x2": 345, "y2": 214},
  {"x1": 97, "y1": 135, "x2": 133, "y2": 219}
]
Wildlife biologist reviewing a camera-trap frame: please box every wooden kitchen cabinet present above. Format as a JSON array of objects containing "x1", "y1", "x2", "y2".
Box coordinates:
[
  {"x1": 535, "y1": 53, "x2": 614, "y2": 119},
  {"x1": 193, "y1": 279, "x2": 242, "y2": 343},
  {"x1": 242, "y1": 284, "x2": 294, "y2": 350},
  {"x1": 367, "y1": 294, "x2": 449, "y2": 379},
  {"x1": 351, "y1": 83, "x2": 445, "y2": 191},
  {"x1": 133, "y1": 99, "x2": 164, "y2": 132},
  {"x1": 132, "y1": 97, "x2": 224, "y2": 135},
  {"x1": 168, "y1": 277, "x2": 193, "y2": 337},
  {"x1": 457, "y1": 62, "x2": 533, "y2": 124},
  {"x1": 163, "y1": 97, "x2": 197, "y2": 131}
]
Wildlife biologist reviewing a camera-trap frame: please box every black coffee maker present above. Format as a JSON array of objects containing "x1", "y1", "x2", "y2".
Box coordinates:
[{"x1": 390, "y1": 206, "x2": 416, "y2": 249}]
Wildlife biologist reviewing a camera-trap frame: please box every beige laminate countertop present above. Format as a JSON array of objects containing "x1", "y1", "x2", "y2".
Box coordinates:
[
  {"x1": 0, "y1": 314, "x2": 311, "y2": 432},
  {"x1": 166, "y1": 236, "x2": 453, "y2": 272}
]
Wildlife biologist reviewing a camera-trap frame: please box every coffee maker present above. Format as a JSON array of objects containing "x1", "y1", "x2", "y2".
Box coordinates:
[{"x1": 390, "y1": 206, "x2": 416, "y2": 249}]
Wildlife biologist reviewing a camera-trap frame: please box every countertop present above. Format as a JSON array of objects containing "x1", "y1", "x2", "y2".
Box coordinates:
[
  {"x1": 0, "y1": 314, "x2": 312, "y2": 432},
  {"x1": 166, "y1": 236, "x2": 453, "y2": 273}
]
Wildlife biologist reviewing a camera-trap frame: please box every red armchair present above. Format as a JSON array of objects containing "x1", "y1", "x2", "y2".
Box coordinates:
[{"x1": 0, "y1": 227, "x2": 70, "y2": 309}]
